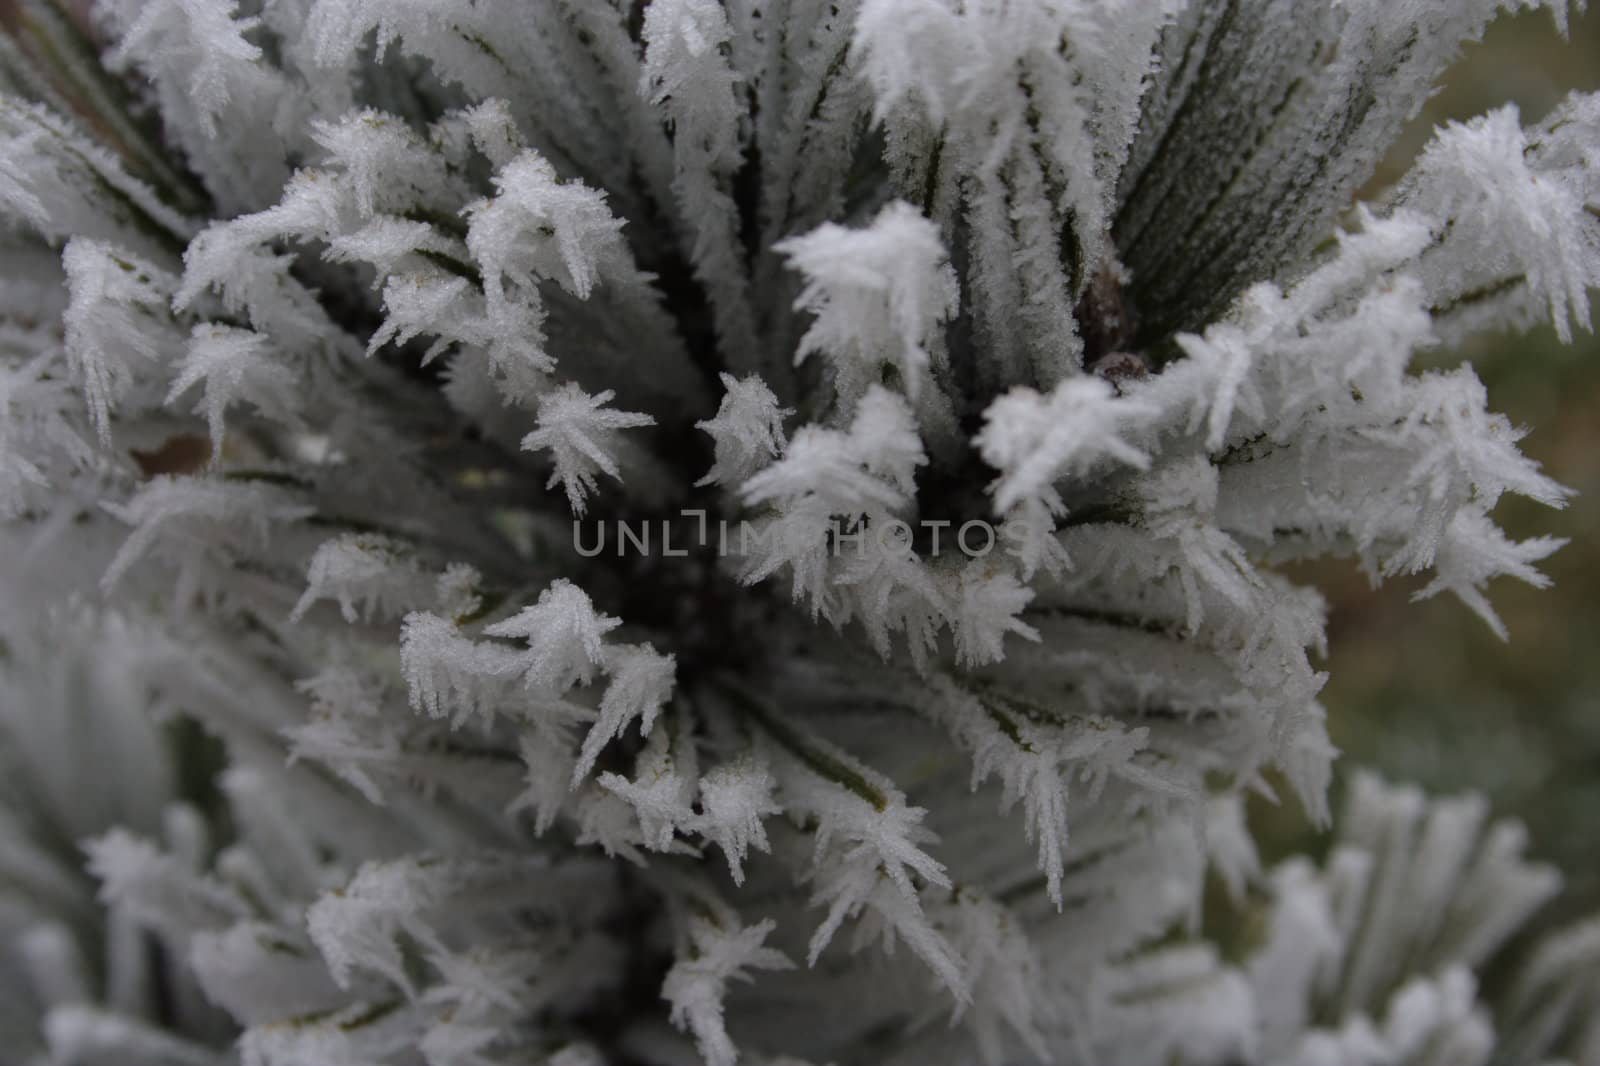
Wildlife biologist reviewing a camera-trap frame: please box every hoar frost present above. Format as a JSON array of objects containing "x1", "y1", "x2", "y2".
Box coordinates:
[{"x1": 1, "y1": 0, "x2": 1599, "y2": 1065}]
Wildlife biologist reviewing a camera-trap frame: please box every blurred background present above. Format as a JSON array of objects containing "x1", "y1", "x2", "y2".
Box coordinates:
[{"x1": 1264, "y1": 4, "x2": 1600, "y2": 925}]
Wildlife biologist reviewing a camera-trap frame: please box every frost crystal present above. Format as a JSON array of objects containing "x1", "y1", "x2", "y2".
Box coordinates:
[{"x1": 1, "y1": 1, "x2": 1597, "y2": 1064}]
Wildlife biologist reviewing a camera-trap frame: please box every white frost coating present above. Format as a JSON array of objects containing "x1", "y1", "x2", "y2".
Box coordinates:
[
  {"x1": 0, "y1": 4, "x2": 1595, "y2": 1066},
  {"x1": 696, "y1": 372, "x2": 791, "y2": 488},
  {"x1": 780, "y1": 203, "x2": 954, "y2": 395},
  {"x1": 521, "y1": 385, "x2": 656, "y2": 515}
]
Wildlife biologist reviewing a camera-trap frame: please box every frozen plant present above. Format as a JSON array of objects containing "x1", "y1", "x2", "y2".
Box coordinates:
[{"x1": 1, "y1": 0, "x2": 1599, "y2": 1064}]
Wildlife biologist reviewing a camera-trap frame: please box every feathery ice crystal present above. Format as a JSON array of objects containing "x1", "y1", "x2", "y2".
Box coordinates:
[{"x1": 2, "y1": 0, "x2": 1599, "y2": 1064}]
